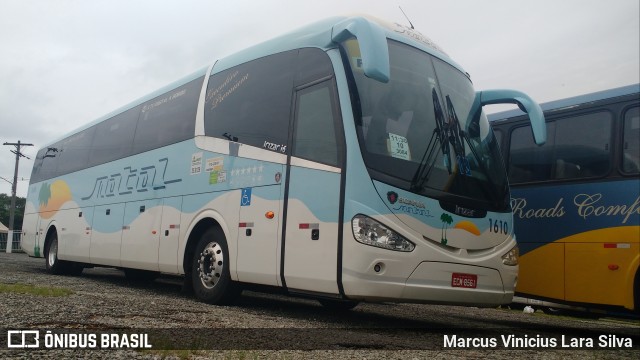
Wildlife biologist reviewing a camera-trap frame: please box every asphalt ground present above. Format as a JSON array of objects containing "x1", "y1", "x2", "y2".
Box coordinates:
[{"x1": 0, "y1": 252, "x2": 638, "y2": 359}]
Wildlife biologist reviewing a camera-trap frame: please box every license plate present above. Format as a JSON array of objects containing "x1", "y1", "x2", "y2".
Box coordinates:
[{"x1": 451, "y1": 273, "x2": 477, "y2": 288}]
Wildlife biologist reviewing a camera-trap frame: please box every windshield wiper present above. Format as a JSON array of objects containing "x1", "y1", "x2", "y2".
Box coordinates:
[
  {"x1": 444, "y1": 95, "x2": 469, "y2": 171},
  {"x1": 410, "y1": 89, "x2": 451, "y2": 192},
  {"x1": 445, "y1": 95, "x2": 503, "y2": 207}
]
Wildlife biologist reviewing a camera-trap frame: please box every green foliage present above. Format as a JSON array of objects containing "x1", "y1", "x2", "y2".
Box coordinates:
[
  {"x1": 0, "y1": 193, "x2": 26, "y2": 230},
  {"x1": 0, "y1": 283, "x2": 74, "y2": 297}
]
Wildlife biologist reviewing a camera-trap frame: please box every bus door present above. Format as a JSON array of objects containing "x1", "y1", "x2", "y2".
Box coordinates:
[
  {"x1": 237, "y1": 182, "x2": 283, "y2": 286},
  {"x1": 283, "y1": 80, "x2": 344, "y2": 294}
]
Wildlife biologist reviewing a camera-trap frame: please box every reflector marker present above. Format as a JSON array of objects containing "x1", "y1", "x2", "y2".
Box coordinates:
[
  {"x1": 239, "y1": 222, "x2": 254, "y2": 228},
  {"x1": 299, "y1": 223, "x2": 319, "y2": 229},
  {"x1": 604, "y1": 243, "x2": 630, "y2": 249},
  {"x1": 169, "y1": 224, "x2": 180, "y2": 229}
]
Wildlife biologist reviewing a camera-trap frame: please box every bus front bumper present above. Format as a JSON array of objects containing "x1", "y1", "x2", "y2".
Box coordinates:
[{"x1": 342, "y1": 261, "x2": 517, "y2": 306}]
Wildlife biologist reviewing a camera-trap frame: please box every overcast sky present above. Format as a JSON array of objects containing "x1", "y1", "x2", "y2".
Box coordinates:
[{"x1": 1, "y1": 0, "x2": 638, "y2": 198}]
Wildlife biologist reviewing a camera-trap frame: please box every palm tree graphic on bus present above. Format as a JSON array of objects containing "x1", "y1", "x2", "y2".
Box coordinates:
[{"x1": 440, "y1": 213, "x2": 453, "y2": 245}]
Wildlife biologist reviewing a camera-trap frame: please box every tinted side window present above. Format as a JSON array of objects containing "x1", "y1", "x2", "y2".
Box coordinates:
[
  {"x1": 554, "y1": 112, "x2": 611, "y2": 178},
  {"x1": 30, "y1": 146, "x2": 61, "y2": 184},
  {"x1": 296, "y1": 48, "x2": 333, "y2": 86},
  {"x1": 294, "y1": 82, "x2": 340, "y2": 166},
  {"x1": 204, "y1": 51, "x2": 297, "y2": 150},
  {"x1": 622, "y1": 106, "x2": 640, "y2": 174},
  {"x1": 88, "y1": 105, "x2": 140, "y2": 167},
  {"x1": 509, "y1": 122, "x2": 555, "y2": 183},
  {"x1": 57, "y1": 126, "x2": 97, "y2": 175},
  {"x1": 508, "y1": 111, "x2": 612, "y2": 184},
  {"x1": 132, "y1": 77, "x2": 202, "y2": 154}
]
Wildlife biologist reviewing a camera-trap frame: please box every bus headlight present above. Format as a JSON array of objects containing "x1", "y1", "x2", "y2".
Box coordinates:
[
  {"x1": 501, "y1": 245, "x2": 519, "y2": 266},
  {"x1": 351, "y1": 215, "x2": 415, "y2": 252}
]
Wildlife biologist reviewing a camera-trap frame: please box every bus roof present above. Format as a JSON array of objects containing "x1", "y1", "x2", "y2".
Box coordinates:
[
  {"x1": 41, "y1": 15, "x2": 462, "y2": 148},
  {"x1": 489, "y1": 83, "x2": 640, "y2": 122},
  {"x1": 213, "y1": 14, "x2": 458, "y2": 74}
]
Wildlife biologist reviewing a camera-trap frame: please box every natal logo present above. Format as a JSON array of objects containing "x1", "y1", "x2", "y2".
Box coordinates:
[{"x1": 38, "y1": 180, "x2": 72, "y2": 219}]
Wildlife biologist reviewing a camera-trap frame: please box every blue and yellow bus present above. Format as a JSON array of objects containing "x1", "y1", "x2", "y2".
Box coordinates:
[
  {"x1": 491, "y1": 84, "x2": 640, "y2": 314},
  {"x1": 21, "y1": 15, "x2": 545, "y2": 308}
]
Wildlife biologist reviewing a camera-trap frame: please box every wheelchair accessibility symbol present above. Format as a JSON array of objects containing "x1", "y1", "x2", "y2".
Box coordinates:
[{"x1": 241, "y1": 188, "x2": 252, "y2": 206}]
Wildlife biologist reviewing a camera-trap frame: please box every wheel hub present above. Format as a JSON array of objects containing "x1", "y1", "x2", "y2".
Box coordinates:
[
  {"x1": 48, "y1": 239, "x2": 58, "y2": 267},
  {"x1": 197, "y1": 242, "x2": 224, "y2": 289}
]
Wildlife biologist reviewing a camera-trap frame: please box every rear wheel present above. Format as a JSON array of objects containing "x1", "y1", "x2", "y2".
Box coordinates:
[
  {"x1": 45, "y1": 232, "x2": 82, "y2": 275},
  {"x1": 45, "y1": 233, "x2": 62, "y2": 274},
  {"x1": 191, "y1": 227, "x2": 240, "y2": 305}
]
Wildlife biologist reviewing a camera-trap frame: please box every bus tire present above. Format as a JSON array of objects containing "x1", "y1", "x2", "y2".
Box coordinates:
[
  {"x1": 191, "y1": 227, "x2": 240, "y2": 305},
  {"x1": 44, "y1": 232, "x2": 76, "y2": 275}
]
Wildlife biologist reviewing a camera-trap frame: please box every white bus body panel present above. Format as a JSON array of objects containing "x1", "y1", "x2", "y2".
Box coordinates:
[
  {"x1": 120, "y1": 199, "x2": 163, "y2": 271},
  {"x1": 158, "y1": 197, "x2": 183, "y2": 273}
]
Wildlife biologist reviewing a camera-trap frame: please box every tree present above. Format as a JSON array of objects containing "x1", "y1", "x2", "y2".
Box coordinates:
[
  {"x1": 0, "y1": 193, "x2": 26, "y2": 231},
  {"x1": 440, "y1": 213, "x2": 453, "y2": 245}
]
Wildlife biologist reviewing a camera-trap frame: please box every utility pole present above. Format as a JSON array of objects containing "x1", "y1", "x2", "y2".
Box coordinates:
[{"x1": 3, "y1": 141, "x2": 33, "y2": 253}]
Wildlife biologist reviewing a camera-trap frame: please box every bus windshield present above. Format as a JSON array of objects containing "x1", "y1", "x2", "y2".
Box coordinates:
[{"x1": 345, "y1": 39, "x2": 509, "y2": 212}]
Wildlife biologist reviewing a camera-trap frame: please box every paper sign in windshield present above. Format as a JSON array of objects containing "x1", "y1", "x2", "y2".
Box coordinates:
[{"x1": 389, "y1": 133, "x2": 411, "y2": 160}]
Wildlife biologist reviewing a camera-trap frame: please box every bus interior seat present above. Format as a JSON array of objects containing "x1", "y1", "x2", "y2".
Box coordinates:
[
  {"x1": 623, "y1": 153, "x2": 640, "y2": 173},
  {"x1": 555, "y1": 159, "x2": 582, "y2": 179},
  {"x1": 508, "y1": 165, "x2": 534, "y2": 184}
]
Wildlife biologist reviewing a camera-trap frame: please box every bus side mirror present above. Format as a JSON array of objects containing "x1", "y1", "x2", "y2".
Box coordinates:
[
  {"x1": 332, "y1": 17, "x2": 390, "y2": 83},
  {"x1": 473, "y1": 89, "x2": 546, "y2": 145}
]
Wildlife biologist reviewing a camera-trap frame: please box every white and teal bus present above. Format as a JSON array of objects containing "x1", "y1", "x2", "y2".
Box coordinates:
[{"x1": 21, "y1": 15, "x2": 546, "y2": 308}]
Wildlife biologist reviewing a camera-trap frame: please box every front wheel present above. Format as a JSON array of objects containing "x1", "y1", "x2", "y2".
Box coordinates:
[{"x1": 191, "y1": 227, "x2": 240, "y2": 305}]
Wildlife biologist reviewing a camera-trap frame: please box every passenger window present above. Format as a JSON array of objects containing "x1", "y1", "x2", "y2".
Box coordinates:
[
  {"x1": 57, "y1": 126, "x2": 96, "y2": 175},
  {"x1": 554, "y1": 112, "x2": 611, "y2": 179},
  {"x1": 622, "y1": 106, "x2": 640, "y2": 174},
  {"x1": 508, "y1": 123, "x2": 555, "y2": 183},
  {"x1": 132, "y1": 77, "x2": 202, "y2": 154},
  {"x1": 30, "y1": 146, "x2": 61, "y2": 183},
  {"x1": 204, "y1": 51, "x2": 297, "y2": 150},
  {"x1": 89, "y1": 105, "x2": 140, "y2": 167},
  {"x1": 508, "y1": 111, "x2": 612, "y2": 184},
  {"x1": 293, "y1": 82, "x2": 340, "y2": 167}
]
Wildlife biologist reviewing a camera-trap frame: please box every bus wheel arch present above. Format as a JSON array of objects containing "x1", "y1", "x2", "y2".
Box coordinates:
[
  {"x1": 184, "y1": 218, "x2": 240, "y2": 305},
  {"x1": 183, "y1": 217, "x2": 221, "y2": 276},
  {"x1": 43, "y1": 225, "x2": 83, "y2": 276}
]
